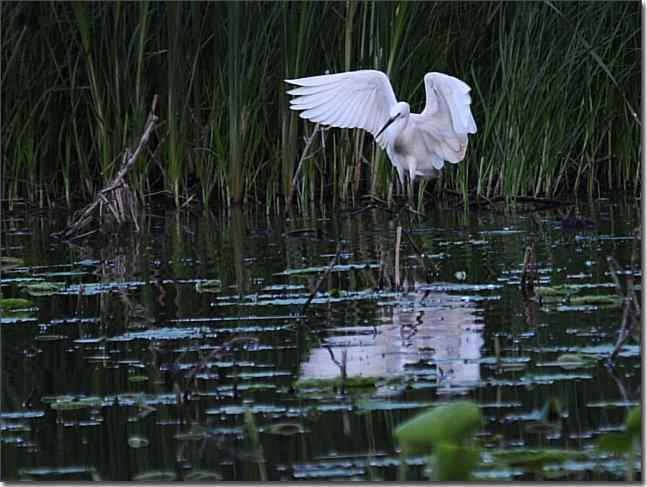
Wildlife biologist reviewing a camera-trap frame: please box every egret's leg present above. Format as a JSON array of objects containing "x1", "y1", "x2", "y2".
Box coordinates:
[{"x1": 407, "y1": 166, "x2": 416, "y2": 209}]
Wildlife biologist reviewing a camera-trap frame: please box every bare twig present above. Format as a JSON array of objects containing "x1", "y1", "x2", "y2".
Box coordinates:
[
  {"x1": 53, "y1": 95, "x2": 160, "y2": 240},
  {"x1": 520, "y1": 241, "x2": 536, "y2": 299},
  {"x1": 301, "y1": 242, "x2": 343, "y2": 315},
  {"x1": 286, "y1": 123, "x2": 324, "y2": 211},
  {"x1": 394, "y1": 226, "x2": 402, "y2": 291}
]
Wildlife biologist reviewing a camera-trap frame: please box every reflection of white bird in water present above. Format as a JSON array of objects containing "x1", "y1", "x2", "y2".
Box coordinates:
[{"x1": 285, "y1": 70, "x2": 477, "y2": 194}]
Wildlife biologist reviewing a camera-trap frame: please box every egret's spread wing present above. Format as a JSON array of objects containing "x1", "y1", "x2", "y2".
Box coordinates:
[
  {"x1": 416, "y1": 72, "x2": 477, "y2": 165},
  {"x1": 286, "y1": 70, "x2": 398, "y2": 147}
]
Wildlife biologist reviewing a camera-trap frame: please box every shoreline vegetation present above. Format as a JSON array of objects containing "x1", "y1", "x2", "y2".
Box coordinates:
[{"x1": 2, "y1": 2, "x2": 640, "y2": 212}]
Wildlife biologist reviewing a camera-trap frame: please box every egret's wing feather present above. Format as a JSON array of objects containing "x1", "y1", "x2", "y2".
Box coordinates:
[
  {"x1": 286, "y1": 70, "x2": 397, "y2": 146},
  {"x1": 412, "y1": 72, "x2": 476, "y2": 167},
  {"x1": 420, "y1": 72, "x2": 477, "y2": 137}
]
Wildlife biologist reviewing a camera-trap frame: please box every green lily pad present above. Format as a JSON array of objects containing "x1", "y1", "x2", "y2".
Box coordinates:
[
  {"x1": 128, "y1": 375, "x2": 149, "y2": 383},
  {"x1": 50, "y1": 396, "x2": 103, "y2": 411},
  {"x1": 132, "y1": 470, "x2": 176, "y2": 481},
  {"x1": 569, "y1": 295, "x2": 622, "y2": 306},
  {"x1": 128, "y1": 435, "x2": 149, "y2": 448},
  {"x1": 0, "y1": 298, "x2": 34, "y2": 310},
  {"x1": 22, "y1": 281, "x2": 66, "y2": 296},
  {"x1": 493, "y1": 448, "x2": 587, "y2": 470},
  {"x1": 0, "y1": 256, "x2": 24, "y2": 271},
  {"x1": 195, "y1": 279, "x2": 222, "y2": 293},
  {"x1": 394, "y1": 401, "x2": 482, "y2": 454},
  {"x1": 535, "y1": 285, "x2": 579, "y2": 297},
  {"x1": 184, "y1": 470, "x2": 223, "y2": 481},
  {"x1": 264, "y1": 422, "x2": 306, "y2": 436},
  {"x1": 294, "y1": 376, "x2": 378, "y2": 391},
  {"x1": 555, "y1": 353, "x2": 595, "y2": 370}
]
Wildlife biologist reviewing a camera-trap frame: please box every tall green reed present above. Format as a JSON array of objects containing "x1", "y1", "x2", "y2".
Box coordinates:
[{"x1": 2, "y1": 2, "x2": 640, "y2": 212}]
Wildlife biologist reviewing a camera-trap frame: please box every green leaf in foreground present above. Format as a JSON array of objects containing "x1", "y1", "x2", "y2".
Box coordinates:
[
  {"x1": 0, "y1": 298, "x2": 35, "y2": 310},
  {"x1": 625, "y1": 406, "x2": 640, "y2": 437},
  {"x1": 394, "y1": 401, "x2": 482, "y2": 454},
  {"x1": 596, "y1": 431, "x2": 634, "y2": 455},
  {"x1": 429, "y1": 443, "x2": 481, "y2": 481}
]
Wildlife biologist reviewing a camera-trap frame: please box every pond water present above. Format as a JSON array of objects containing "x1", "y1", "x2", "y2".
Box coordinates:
[{"x1": 1, "y1": 197, "x2": 641, "y2": 481}]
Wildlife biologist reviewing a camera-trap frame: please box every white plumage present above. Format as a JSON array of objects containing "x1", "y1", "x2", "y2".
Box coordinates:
[{"x1": 286, "y1": 69, "x2": 477, "y2": 186}]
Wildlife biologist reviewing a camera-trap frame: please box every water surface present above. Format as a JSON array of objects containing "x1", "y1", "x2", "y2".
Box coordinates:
[{"x1": 1, "y1": 197, "x2": 641, "y2": 480}]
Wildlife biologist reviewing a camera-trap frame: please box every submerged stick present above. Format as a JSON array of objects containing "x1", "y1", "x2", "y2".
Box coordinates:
[
  {"x1": 301, "y1": 242, "x2": 343, "y2": 315},
  {"x1": 394, "y1": 226, "x2": 402, "y2": 291},
  {"x1": 520, "y1": 241, "x2": 536, "y2": 299}
]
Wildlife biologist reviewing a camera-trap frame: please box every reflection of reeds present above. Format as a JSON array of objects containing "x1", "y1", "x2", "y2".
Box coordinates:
[{"x1": 3, "y1": 3, "x2": 639, "y2": 210}]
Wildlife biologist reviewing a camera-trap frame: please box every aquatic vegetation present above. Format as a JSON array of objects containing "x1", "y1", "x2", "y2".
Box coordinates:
[{"x1": 2, "y1": 2, "x2": 639, "y2": 210}]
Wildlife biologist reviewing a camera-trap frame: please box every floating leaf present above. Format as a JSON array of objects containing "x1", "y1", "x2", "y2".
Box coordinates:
[
  {"x1": 294, "y1": 376, "x2": 378, "y2": 391},
  {"x1": 21, "y1": 281, "x2": 66, "y2": 296},
  {"x1": 264, "y1": 422, "x2": 306, "y2": 436},
  {"x1": 128, "y1": 375, "x2": 149, "y2": 383},
  {"x1": 569, "y1": 295, "x2": 622, "y2": 306},
  {"x1": 493, "y1": 448, "x2": 586, "y2": 471},
  {"x1": 0, "y1": 298, "x2": 34, "y2": 310},
  {"x1": 535, "y1": 285, "x2": 579, "y2": 297},
  {"x1": 596, "y1": 431, "x2": 633, "y2": 455},
  {"x1": 132, "y1": 470, "x2": 176, "y2": 481},
  {"x1": 184, "y1": 470, "x2": 223, "y2": 480},
  {"x1": 128, "y1": 436, "x2": 149, "y2": 448},
  {"x1": 394, "y1": 401, "x2": 482, "y2": 454},
  {"x1": 50, "y1": 396, "x2": 103, "y2": 411},
  {"x1": 195, "y1": 279, "x2": 222, "y2": 293},
  {"x1": 555, "y1": 353, "x2": 595, "y2": 370},
  {"x1": 0, "y1": 256, "x2": 24, "y2": 271}
]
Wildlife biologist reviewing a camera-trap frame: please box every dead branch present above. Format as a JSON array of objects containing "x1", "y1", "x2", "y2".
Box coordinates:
[
  {"x1": 301, "y1": 242, "x2": 343, "y2": 316},
  {"x1": 53, "y1": 95, "x2": 160, "y2": 240},
  {"x1": 520, "y1": 241, "x2": 536, "y2": 299}
]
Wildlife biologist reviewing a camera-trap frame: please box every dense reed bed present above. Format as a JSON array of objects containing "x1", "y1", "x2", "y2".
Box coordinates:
[{"x1": 1, "y1": 2, "x2": 640, "y2": 211}]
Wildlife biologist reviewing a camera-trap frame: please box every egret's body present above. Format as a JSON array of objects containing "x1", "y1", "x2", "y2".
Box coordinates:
[{"x1": 285, "y1": 70, "x2": 477, "y2": 193}]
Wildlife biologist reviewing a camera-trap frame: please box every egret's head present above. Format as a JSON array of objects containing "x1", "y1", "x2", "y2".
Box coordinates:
[{"x1": 377, "y1": 102, "x2": 410, "y2": 137}]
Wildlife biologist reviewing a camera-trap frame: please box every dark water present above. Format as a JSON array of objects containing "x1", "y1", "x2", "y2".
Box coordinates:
[{"x1": 1, "y1": 197, "x2": 641, "y2": 481}]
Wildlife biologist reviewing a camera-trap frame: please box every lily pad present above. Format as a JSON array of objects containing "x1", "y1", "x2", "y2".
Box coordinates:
[
  {"x1": 394, "y1": 401, "x2": 482, "y2": 454},
  {"x1": 0, "y1": 256, "x2": 24, "y2": 272},
  {"x1": 128, "y1": 435, "x2": 149, "y2": 448},
  {"x1": 264, "y1": 422, "x2": 306, "y2": 436},
  {"x1": 535, "y1": 285, "x2": 579, "y2": 297},
  {"x1": 569, "y1": 295, "x2": 622, "y2": 306},
  {"x1": 0, "y1": 298, "x2": 34, "y2": 310},
  {"x1": 492, "y1": 448, "x2": 587, "y2": 471},
  {"x1": 195, "y1": 279, "x2": 222, "y2": 293},
  {"x1": 50, "y1": 396, "x2": 103, "y2": 411},
  {"x1": 184, "y1": 470, "x2": 223, "y2": 480},
  {"x1": 22, "y1": 281, "x2": 66, "y2": 296},
  {"x1": 555, "y1": 353, "x2": 595, "y2": 370},
  {"x1": 132, "y1": 470, "x2": 176, "y2": 481},
  {"x1": 294, "y1": 376, "x2": 378, "y2": 391}
]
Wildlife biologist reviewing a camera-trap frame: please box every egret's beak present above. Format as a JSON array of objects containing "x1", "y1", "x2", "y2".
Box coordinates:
[{"x1": 376, "y1": 113, "x2": 401, "y2": 137}]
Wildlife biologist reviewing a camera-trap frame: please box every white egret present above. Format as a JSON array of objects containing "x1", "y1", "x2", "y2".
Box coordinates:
[{"x1": 285, "y1": 70, "x2": 477, "y2": 198}]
